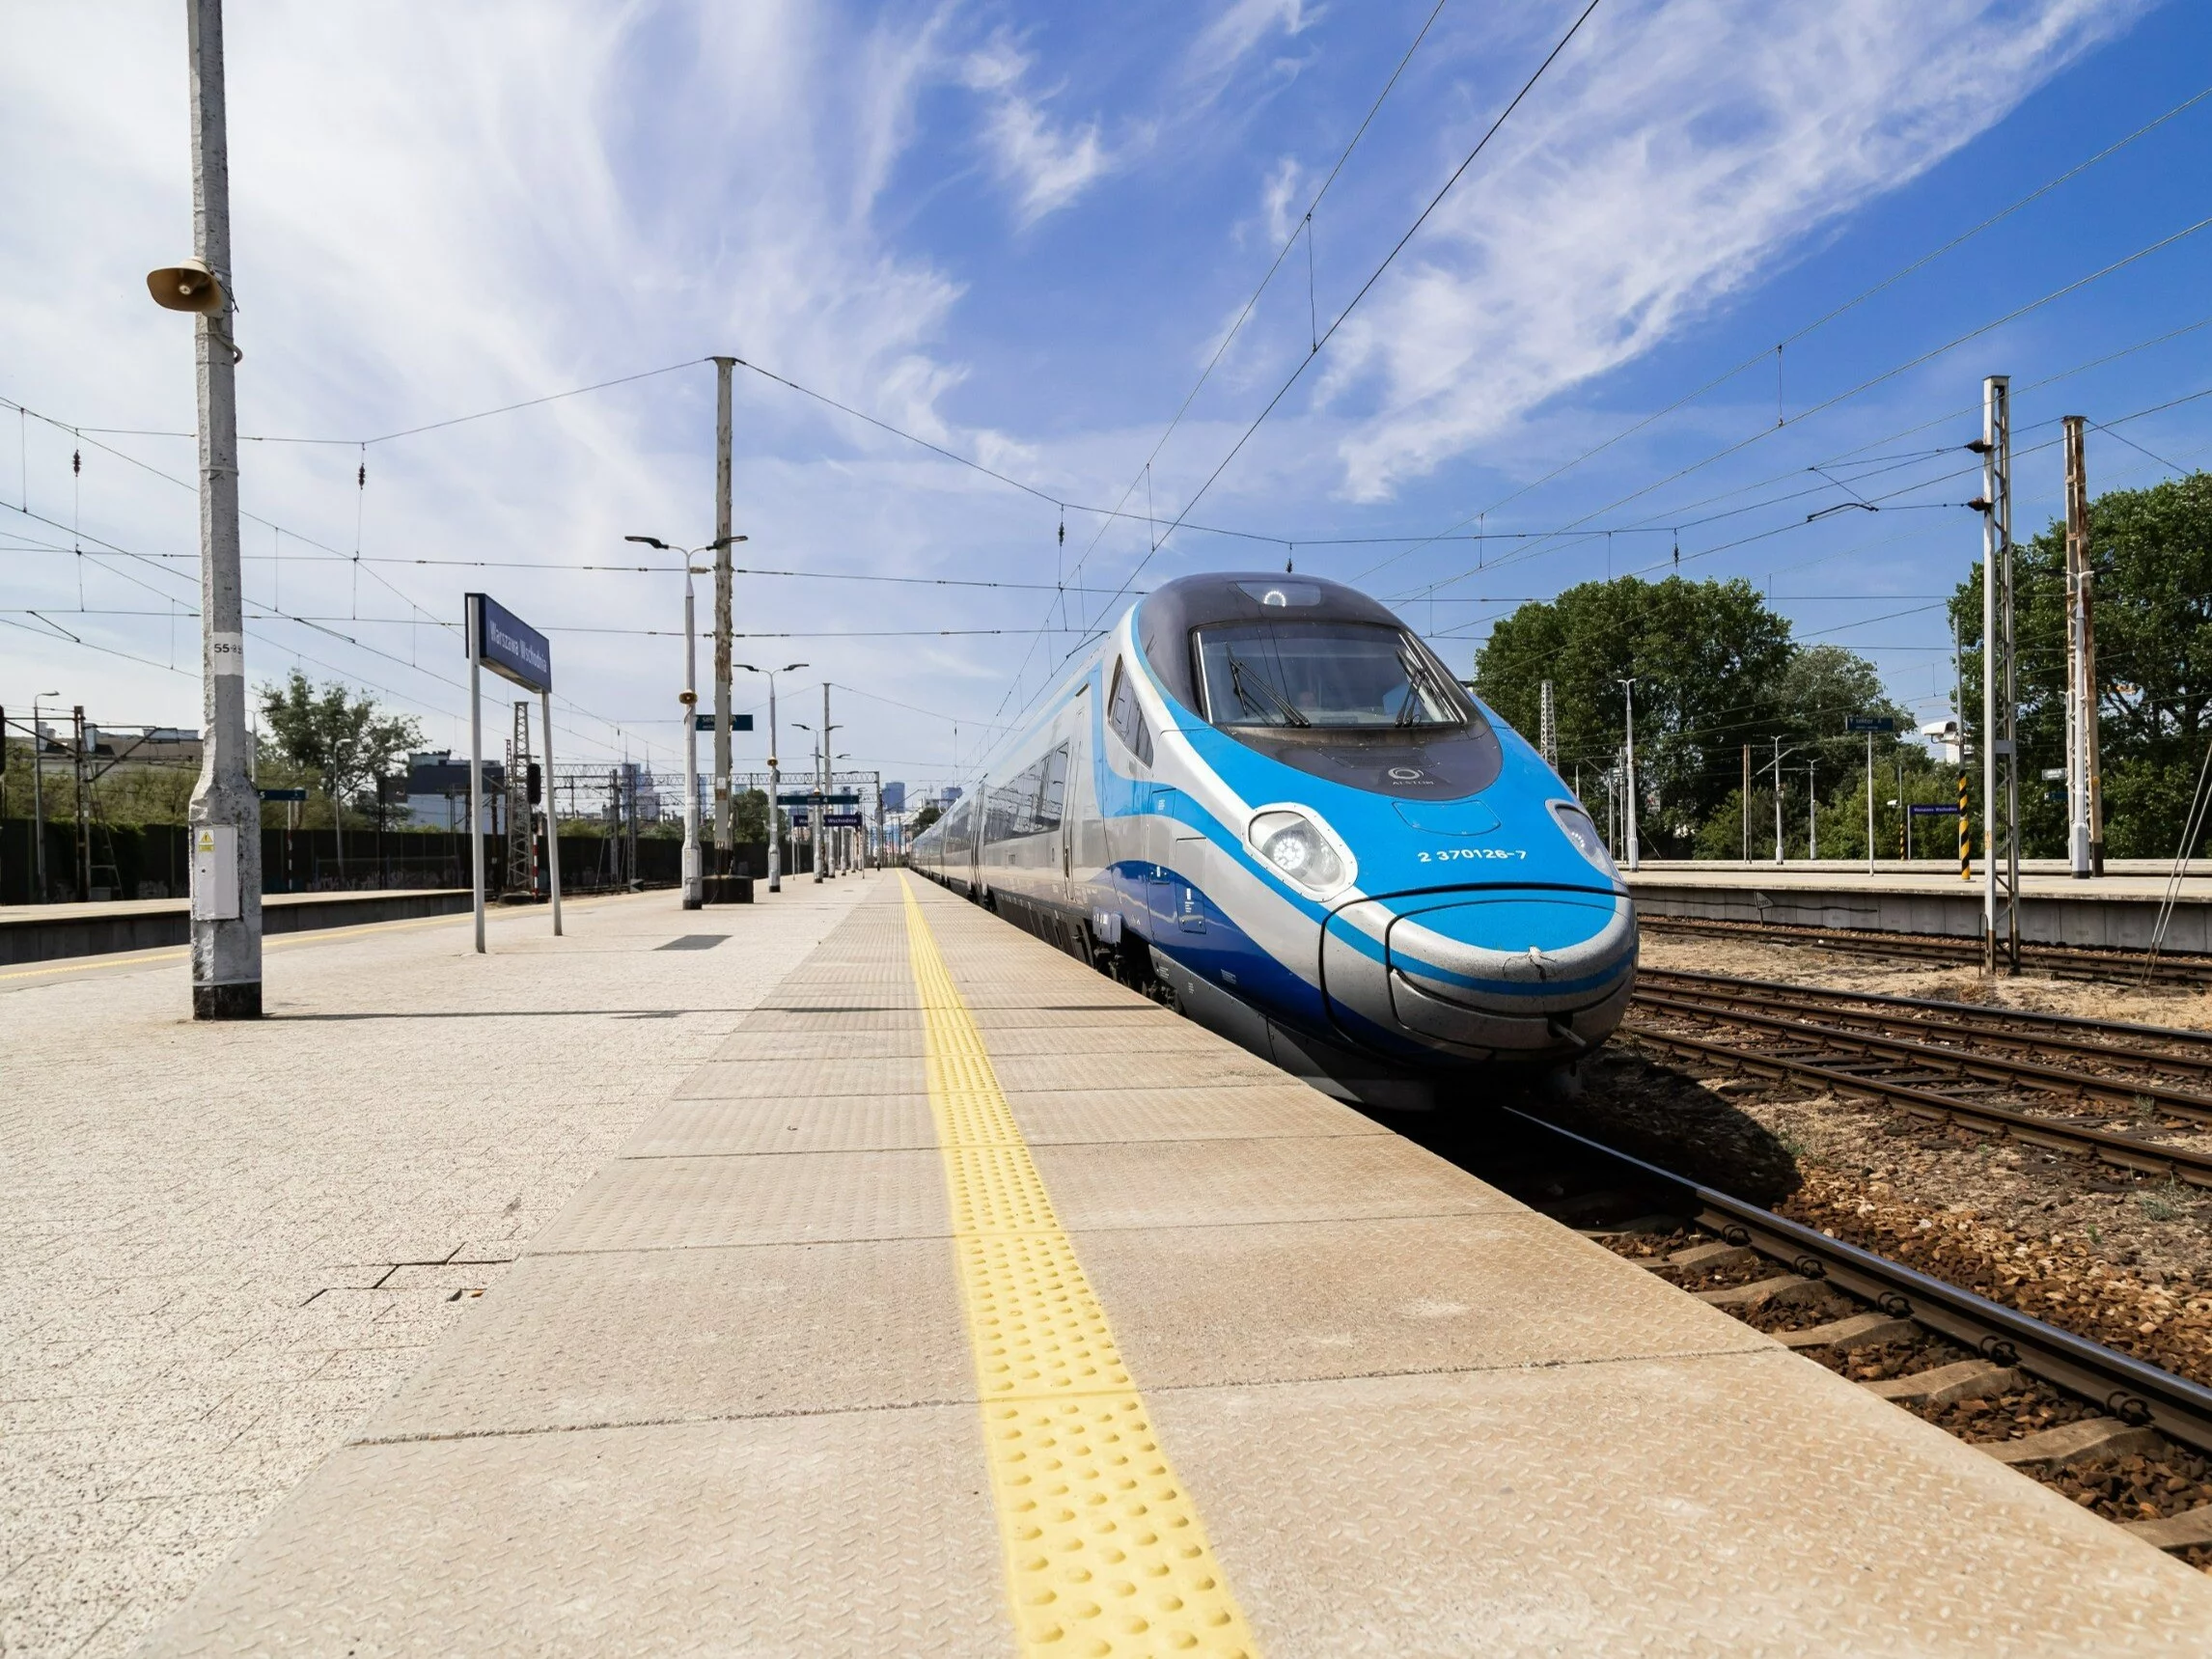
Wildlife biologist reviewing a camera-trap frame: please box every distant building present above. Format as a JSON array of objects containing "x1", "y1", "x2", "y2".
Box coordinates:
[{"x1": 881, "y1": 781, "x2": 906, "y2": 815}]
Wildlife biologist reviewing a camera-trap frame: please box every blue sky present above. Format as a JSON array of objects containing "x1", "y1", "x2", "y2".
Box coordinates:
[{"x1": 5, "y1": 0, "x2": 2210, "y2": 797}]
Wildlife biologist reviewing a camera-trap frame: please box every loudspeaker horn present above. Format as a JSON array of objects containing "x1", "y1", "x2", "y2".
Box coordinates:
[{"x1": 146, "y1": 258, "x2": 225, "y2": 315}]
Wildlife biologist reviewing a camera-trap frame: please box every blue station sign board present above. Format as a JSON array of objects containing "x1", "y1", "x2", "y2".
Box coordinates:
[
  {"x1": 469, "y1": 593, "x2": 552, "y2": 693},
  {"x1": 1844, "y1": 715, "x2": 1896, "y2": 733},
  {"x1": 778, "y1": 791, "x2": 860, "y2": 806}
]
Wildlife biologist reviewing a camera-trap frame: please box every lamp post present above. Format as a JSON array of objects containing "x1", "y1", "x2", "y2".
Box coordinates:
[
  {"x1": 737, "y1": 661, "x2": 807, "y2": 893},
  {"x1": 1617, "y1": 677, "x2": 1641, "y2": 871},
  {"x1": 625, "y1": 533, "x2": 746, "y2": 908}
]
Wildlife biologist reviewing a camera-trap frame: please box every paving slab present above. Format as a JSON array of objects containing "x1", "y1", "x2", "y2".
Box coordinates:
[
  {"x1": 1148, "y1": 1355, "x2": 2210, "y2": 1655},
  {"x1": 142, "y1": 1412, "x2": 1009, "y2": 1658},
  {"x1": 363, "y1": 1239, "x2": 974, "y2": 1438},
  {"x1": 528, "y1": 1149, "x2": 950, "y2": 1254},
  {"x1": 622, "y1": 1093, "x2": 940, "y2": 1155},
  {"x1": 1004, "y1": 1083, "x2": 1388, "y2": 1145}
]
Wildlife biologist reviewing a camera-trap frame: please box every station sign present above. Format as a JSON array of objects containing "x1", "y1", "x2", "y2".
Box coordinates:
[
  {"x1": 694, "y1": 713, "x2": 755, "y2": 732},
  {"x1": 821, "y1": 812, "x2": 864, "y2": 829},
  {"x1": 1844, "y1": 716, "x2": 1896, "y2": 733},
  {"x1": 1908, "y1": 804, "x2": 1963, "y2": 816},
  {"x1": 468, "y1": 593, "x2": 551, "y2": 693},
  {"x1": 778, "y1": 791, "x2": 860, "y2": 806},
  {"x1": 257, "y1": 787, "x2": 308, "y2": 802}
]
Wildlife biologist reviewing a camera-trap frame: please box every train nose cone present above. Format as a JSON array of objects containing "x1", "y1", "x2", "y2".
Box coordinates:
[{"x1": 1322, "y1": 889, "x2": 1636, "y2": 1058}]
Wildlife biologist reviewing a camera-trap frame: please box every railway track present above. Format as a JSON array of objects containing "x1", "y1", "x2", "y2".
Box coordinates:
[
  {"x1": 1623, "y1": 967, "x2": 2212, "y2": 1189},
  {"x1": 1639, "y1": 911, "x2": 2212, "y2": 987},
  {"x1": 1430, "y1": 1107, "x2": 2212, "y2": 1559}
]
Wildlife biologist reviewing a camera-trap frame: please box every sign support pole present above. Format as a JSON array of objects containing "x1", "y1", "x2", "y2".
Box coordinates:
[
  {"x1": 541, "y1": 684, "x2": 562, "y2": 936},
  {"x1": 467, "y1": 594, "x2": 485, "y2": 954}
]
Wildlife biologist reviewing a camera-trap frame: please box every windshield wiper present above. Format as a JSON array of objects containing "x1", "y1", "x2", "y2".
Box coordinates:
[
  {"x1": 1395, "y1": 647, "x2": 1443, "y2": 727},
  {"x1": 1226, "y1": 651, "x2": 1310, "y2": 727}
]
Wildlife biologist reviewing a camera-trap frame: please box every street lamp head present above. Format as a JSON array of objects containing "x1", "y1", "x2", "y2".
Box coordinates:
[
  {"x1": 146, "y1": 258, "x2": 224, "y2": 314},
  {"x1": 706, "y1": 534, "x2": 750, "y2": 549},
  {"x1": 735, "y1": 663, "x2": 759, "y2": 675},
  {"x1": 783, "y1": 662, "x2": 808, "y2": 673},
  {"x1": 623, "y1": 535, "x2": 672, "y2": 551}
]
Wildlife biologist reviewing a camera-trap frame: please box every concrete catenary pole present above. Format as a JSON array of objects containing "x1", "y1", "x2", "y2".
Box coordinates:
[
  {"x1": 816, "y1": 683, "x2": 830, "y2": 884},
  {"x1": 2064, "y1": 416, "x2": 2104, "y2": 878},
  {"x1": 181, "y1": 0, "x2": 262, "y2": 1017},
  {"x1": 711, "y1": 357, "x2": 735, "y2": 871},
  {"x1": 681, "y1": 561, "x2": 703, "y2": 908},
  {"x1": 1979, "y1": 374, "x2": 2019, "y2": 975},
  {"x1": 1618, "y1": 678, "x2": 1640, "y2": 871},
  {"x1": 467, "y1": 594, "x2": 485, "y2": 953}
]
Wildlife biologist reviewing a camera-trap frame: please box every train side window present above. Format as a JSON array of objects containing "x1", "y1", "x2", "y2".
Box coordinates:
[{"x1": 1107, "y1": 660, "x2": 1153, "y2": 766}]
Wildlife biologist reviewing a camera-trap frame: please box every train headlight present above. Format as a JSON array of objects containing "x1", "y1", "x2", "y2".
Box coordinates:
[
  {"x1": 1250, "y1": 809, "x2": 1345, "y2": 891},
  {"x1": 1550, "y1": 800, "x2": 1618, "y2": 877}
]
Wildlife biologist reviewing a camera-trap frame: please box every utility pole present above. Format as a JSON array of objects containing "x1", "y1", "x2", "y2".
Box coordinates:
[
  {"x1": 1864, "y1": 729, "x2": 1875, "y2": 878},
  {"x1": 1977, "y1": 374, "x2": 2019, "y2": 975},
  {"x1": 2064, "y1": 415, "x2": 2105, "y2": 877},
  {"x1": 152, "y1": 0, "x2": 261, "y2": 1016},
  {"x1": 1741, "y1": 744, "x2": 1751, "y2": 865},
  {"x1": 1537, "y1": 679, "x2": 1557, "y2": 769},
  {"x1": 72, "y1": 705, "x2": 90, "y2": 902},
  {"x1": 816, "y1": 683, "x2": 831, "y2": 884},
  {"x1": 1771, "y1": 738, "x2": 1789, "y2": 865},
  {"x1": 711, "y1": 356, "x2": 736, "y2": 874},
  {"x1": 1954, "y1": 610, "x2": 1970, "y2": 884},
  {"x1": 1807, "y1": 759, "x2": 1817, "y2": 862},
  {"x1": 681, "y1": 556, "x2": 703, "y2": 908},
  {"x1": 1618, "y1": 678, "x2": 1640, "y2": 871},
  {"x1": 31, "y1": 695, "x2": 50, "y2": 902}
]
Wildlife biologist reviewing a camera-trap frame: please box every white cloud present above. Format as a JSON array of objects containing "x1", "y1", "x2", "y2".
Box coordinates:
[
  {"x1": 1322, "y1": 0, "x2": 2154, "y2": 499},
  {"x1": 1260, "y1": 154, "x2": 1304, "y2": 246},
  {"x1": 1187, "y1": 0, "x2": 1321, "y2": 93},
  {"x1": 961, "y1": 36, "x2": 1114, "y2": 227}
]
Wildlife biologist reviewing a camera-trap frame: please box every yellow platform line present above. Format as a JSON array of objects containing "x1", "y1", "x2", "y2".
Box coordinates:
[{"x1": 899, "y1": 875, "x2": 1257, "y2": 1659}]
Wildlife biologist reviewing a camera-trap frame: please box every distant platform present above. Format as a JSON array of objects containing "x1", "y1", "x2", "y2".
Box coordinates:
[
  {"x1": 0, "y1": 888, "x2": 474, "y2": 965},
  {"x1": 1627, "y1": 860, "x2": 2212, "y2": 954}
]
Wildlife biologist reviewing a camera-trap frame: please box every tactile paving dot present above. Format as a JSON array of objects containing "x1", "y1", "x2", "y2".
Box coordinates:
[{"x1": 902, "y1": 877, "x2": 1258, "y2": 1658}]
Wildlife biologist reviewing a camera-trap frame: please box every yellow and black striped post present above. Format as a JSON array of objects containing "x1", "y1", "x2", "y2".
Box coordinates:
[{"x1": 1958, "y1": 772, "x2": 1970, "y2": 881}]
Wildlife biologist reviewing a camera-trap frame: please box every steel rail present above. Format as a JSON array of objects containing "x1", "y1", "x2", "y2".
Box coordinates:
[
  {"x1": 1639, "y1": 913, "x2": 2212, "y2": 986},
  {"x1": 1502, "y1": 1105, "x2": 2212, "y2": 1459},
  {"x1": 1633, "y1": 986, "x2": 2212, "y2": 1118},
  {"x1": 1640, "y1": 966, "x2": 2212, "y2": 1055},
  {"x1": 1618, "y1": 1018, "x2": 2212, "y2": 1187}
]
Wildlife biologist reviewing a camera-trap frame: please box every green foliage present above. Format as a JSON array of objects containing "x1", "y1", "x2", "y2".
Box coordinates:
[
  {"x1": 1476, "y1": 576, "x2": 1908, "y2": 855},
  {"x1": 1951, "y1": 470, "x2": 2212, "y2": 859},
  {"x1": 256, "y1": 671, "x2": 422, "y2": 825},
  {"x1": 912, "y1": 802, "x2": 944, "y2": 833},
  {"x1": 732, "y1": 788, "x2": 772, "y2": 843}
]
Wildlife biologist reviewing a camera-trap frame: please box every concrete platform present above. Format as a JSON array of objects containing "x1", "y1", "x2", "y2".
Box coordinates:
[
  {"x1": 139, "y1": 876, "x2": 2212, "y2": 1654},
  {"x1": 0, "y1": 888, "x2": 473, "y2": 965},
  {"x1": 1629, "y1": 858, "x2": 2212, "y2": 953}
]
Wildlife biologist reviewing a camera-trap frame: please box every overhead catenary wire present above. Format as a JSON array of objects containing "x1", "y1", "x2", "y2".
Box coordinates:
[{"x1": 1350, "y1": 80, "x2": 2212, "y2": 587}]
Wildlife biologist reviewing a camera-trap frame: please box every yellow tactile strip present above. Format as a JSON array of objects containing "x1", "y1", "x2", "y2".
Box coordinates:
[{"x1": 899, "y1": 876, "x2": 1258, "y2": 1658}]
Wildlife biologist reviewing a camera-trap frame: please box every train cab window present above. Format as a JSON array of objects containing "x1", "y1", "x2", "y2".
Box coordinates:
[
  {"x1": 1194, "y1": 622, "x2": 1466, "y2": 730},
  {"x1": 1107, "y1": 659, "x2": 1154, "y2": 765}
]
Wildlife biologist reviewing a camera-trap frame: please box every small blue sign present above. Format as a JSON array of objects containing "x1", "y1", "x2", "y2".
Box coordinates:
[
  {"x1": 1845, "y1": 716, "x2": 1896, "y2": 733},
  {"x1": 1909, "y1": 804, "x2": 1963, "y2": 816},
  {"x1": 469, "y1": 593, "x2": 551, "y2": 693},
  {"x1": 695, "y1": 713, "x2": 755, "y2": 732},
  {"x1": 821, "y1": 812, "x2": 864, "y2": 829},
  {"x1": 778, "y1": 791, "x2": 860, "y2": 806},
  {"x1": 257, "y1": 787, "x2": 308, "y2": 802}
]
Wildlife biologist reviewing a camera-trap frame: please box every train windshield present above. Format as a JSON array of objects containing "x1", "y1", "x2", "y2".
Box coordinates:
[{"x1": 1194, "y1": 622, "x2": 1464, "y2": 730}]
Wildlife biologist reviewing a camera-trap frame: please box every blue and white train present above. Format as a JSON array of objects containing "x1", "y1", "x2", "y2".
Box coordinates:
[{"x1": 909, "y1": 572, "x2": 1636, "y2": 1107}]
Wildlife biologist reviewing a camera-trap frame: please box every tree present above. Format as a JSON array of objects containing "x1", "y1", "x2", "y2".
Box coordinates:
[
  {"x1": 1951, "y1": 470, "x2": 2212, "y2": 858},
  {"x1": 1477, "y1": 576, "x2": 1798, "y2": 854},
  {"x1": 912, "y1": 802, "x2": 943, "y2": 834},
  {"x1": 257, "y1": 671, "x2": 423, "y2": 826}
]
